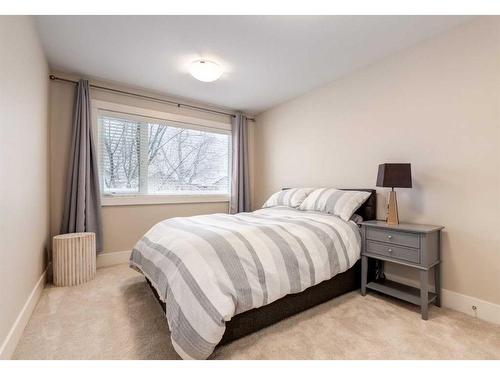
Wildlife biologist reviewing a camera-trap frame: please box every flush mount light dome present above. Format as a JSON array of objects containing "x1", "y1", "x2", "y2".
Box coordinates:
[{"x1": 189, "y1": 59, "x2": 223, "y2": 82}]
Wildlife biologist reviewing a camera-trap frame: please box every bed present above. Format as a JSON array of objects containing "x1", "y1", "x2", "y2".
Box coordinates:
[{"x1": 130, "y1": 188, "x2": 376, "y2": 359}]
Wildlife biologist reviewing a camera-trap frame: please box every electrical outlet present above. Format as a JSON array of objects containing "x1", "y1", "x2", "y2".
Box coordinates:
[{"x1": 471, "y1": 305, "x2": 478, "y2": 317}]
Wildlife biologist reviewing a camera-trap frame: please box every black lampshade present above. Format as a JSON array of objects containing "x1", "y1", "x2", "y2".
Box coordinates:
[{"x1": 376, "y1": 163, "x2": 412, "y2": 188}]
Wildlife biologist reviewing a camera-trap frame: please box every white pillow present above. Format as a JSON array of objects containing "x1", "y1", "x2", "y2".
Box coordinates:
[
  {"x1": 262, "y1": 188, "x2": 315, "y2": 209},
  {"x1": 299, "y1": 188, "x2": 371, "y2": 221}
]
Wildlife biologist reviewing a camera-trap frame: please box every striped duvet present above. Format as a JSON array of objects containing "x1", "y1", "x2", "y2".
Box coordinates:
[{"x1": 129, "y1": 206, "x2": 362, "y2": 359}]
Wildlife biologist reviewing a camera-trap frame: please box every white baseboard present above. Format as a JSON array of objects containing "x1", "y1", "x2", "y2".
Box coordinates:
[
  {"x1": 96, "y1": 249, "x2": 132, "y2": 268},
  {"x1": 385, "y1": 273, "x2": 500, "y2": 326},
  {"x1": 0, "y1": 267, "x2": 47, "y2": 359},
  {"x1": 0, "y1": 249, "x2": 132, "y2": 359},
  {"x1": 441, "y1": 289, "x2": 500, "y2": 326}
]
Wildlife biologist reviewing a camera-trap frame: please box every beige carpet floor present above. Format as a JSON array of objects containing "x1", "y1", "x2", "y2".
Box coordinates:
[{"x1": 13, "y1": 264, "x2": 500, "y2": 360}]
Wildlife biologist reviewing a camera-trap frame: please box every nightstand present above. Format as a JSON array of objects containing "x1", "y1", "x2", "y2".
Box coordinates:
[{"x1": 360, "y1": 220, "x2": 444, "y2": 320}]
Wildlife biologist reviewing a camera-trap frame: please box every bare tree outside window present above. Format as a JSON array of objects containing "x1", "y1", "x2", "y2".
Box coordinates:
[
  {"x1": 100, "y1": 114, "x2": 230, "y2": 195},
  {"x1": 101, "y1": 117, "x2": 140, "y2": 193}
]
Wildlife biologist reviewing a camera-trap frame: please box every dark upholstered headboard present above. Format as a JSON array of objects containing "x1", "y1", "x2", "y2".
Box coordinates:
[{"x1": 281, "y1": 188, "x2": 377, "y2": 221}]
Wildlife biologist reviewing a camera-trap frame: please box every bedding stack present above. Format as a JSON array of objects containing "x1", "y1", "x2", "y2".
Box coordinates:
[
  {"x1": 263, "y1": 187, "x2": 370, "y2": 221},
  {"x1": 130, "y1": 186, "x2": 371, "y2": 359}
]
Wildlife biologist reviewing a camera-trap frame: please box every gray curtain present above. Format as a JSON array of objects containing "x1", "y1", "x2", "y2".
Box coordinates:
[
  {"x1": 230, "y1": 112, "x2": 251, "y2": 213},
  {"x1": 60, "y1": 80, "x2": 103, "y2": 250}
]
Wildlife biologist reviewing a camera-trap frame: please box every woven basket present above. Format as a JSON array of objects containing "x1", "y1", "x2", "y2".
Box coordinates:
[{"x1": 52, "y1": 232, "x2": 96, "y2": 286}]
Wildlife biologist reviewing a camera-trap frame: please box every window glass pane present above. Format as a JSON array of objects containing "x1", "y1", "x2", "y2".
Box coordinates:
[
  {"x1": 147, "y1": 122, "x2": 230, "y2": 194},
  {"x1": 99, "y1": 111, "x2": 230, "y2": 196},
  {"x1": 100, "y1": 116, "x2": 140, "y2": 194}
]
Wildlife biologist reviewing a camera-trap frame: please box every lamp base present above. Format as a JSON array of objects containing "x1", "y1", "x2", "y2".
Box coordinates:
[{"x1": 387, "y1": 190, "x2": 399, "y2": 225}]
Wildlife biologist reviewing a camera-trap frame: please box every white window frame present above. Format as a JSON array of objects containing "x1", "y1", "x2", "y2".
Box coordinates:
[{"x1": 92, "y1": 100, "x2": 232, "y2": 206}]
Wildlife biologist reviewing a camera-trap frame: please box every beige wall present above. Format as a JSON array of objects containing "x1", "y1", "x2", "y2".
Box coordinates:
[
  {"x1": 0, "y1": 17, "x2": 49, "y2": 350},
  {"x1": 254, "y1": 17, "x2": 500, "y2": 305},
  {"x1": 49, "y1": 73, "x2": 254, "y2": 253}
]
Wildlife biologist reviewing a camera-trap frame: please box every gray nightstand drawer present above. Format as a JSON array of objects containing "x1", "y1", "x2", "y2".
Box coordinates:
[
  {"x1": 366, "y1": 240, "x2": 420, "y2": 263},
  {"x1": 366, "y1": 227, "x2": 420, "y2": 248}
]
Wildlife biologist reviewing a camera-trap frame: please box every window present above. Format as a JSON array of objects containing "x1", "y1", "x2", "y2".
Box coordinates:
[{"x1": 94, "y1": 102, "x2": 231, "y2": 205}]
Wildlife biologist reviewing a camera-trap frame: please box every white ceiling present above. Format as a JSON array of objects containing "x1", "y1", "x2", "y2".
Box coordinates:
[{"x1": 35, "y1": 16, "x2": 472, "y2": 115}]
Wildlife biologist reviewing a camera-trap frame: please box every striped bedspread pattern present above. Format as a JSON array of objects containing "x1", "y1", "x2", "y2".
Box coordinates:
[{"x1": 130, "y1": 206, "x2": 361, "y2": 359}]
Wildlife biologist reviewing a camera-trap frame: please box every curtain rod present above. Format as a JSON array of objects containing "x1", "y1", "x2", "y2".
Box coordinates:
[{"x1": 49, "y1": 75, "x2": 255, "y2": 121}]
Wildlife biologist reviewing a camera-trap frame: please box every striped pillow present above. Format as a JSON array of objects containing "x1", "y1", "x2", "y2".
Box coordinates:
[
  {"x1": 299, "y1": 188, "x2": 371, "y2": 221},
  {"x1": 262, "y1": 188, "x2": 315, "y2": 209}
]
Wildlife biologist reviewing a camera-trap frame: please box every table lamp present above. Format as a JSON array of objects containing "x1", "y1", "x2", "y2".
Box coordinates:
[{"x1": 376, "y1": 163, "x2": 412, "y2": 225}]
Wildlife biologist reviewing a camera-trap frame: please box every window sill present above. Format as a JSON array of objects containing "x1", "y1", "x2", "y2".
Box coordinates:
[{"x1": 101, "y1": 194, "x2": 230, "y2": 207}]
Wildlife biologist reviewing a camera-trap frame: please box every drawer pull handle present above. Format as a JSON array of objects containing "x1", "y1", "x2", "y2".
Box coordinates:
[
  {"x1": 388, "y1": 248, "x2": 393, "y2": 253},
  {"x1": 387, "y1": 235, "x2": 393, "y2": 239}
]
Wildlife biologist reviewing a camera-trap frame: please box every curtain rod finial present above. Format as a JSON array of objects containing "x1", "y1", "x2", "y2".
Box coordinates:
[{"x1": 49, "y1": 74, "x2": 56, "y2": 80}]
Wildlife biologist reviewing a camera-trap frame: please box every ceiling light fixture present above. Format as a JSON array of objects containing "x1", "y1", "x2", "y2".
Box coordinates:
[{"x1": 189, "y1": 59, "x2": 223, "y2": 82}]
